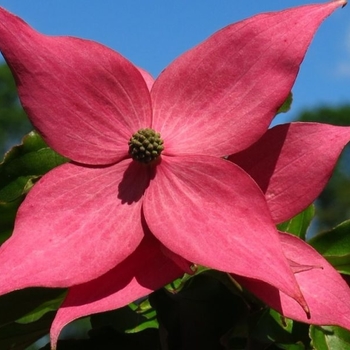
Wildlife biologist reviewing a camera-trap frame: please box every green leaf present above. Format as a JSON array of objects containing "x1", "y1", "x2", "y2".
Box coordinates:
[
  {"x1": 0, "y1": 288, "x2": 65, "y2": 328},
  {"x1": 0, "y1": 131, "x2": 68, "y2": 203},
  {"x1": 249, "y1": 309, "x2": 310, "y2": 349},
  {"x1": 125, "y1": 318, "x2": 159, "y2": 333},
  {"x1": 250, "y1": 309, "x2": 294, "y2": 344},
  {"x1": 126, "y1": 299, "x2": 158, "y2": 333},
  {"x1": 309, "y1": 220, "x2": 350, "y2": 274},
  {"x1": 277, "y1": 205, "x2": 315, "y2": 240},
  {"x1": 17, "y1": 291, "x2": 66, "y2": 324},
  {"x1": 0, "y1": 287, "x2": 60, "y2": 349},
  {"x1": 164, "y1": 265, "x2": 208, "y2": 294},
  {"x1": 277, "y1": 344, "x2": 305, "y2": 350},
  {"x1": 91, "y1": 299, "x2": 158, "y2": 335},
  {"x1": 0, "y1": 198, "x2": 23, "y2": 243},
  {"x1": 277, "y1": 92, "x2": 293, "y2": 114},
  {"x1": 151, "y1": 273, "x2": 249, "y2": 350},
  {"x1": 310, "y1": 325, "x2": 350, "y2": 350}
]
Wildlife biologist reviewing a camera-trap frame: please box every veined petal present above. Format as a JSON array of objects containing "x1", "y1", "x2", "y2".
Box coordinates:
[
  {"x1": 0, "y1": 7, "x2": 152, "y2": 164},
  {"x1": 229, "y1": 123, "x2": 350, "y2": 223},
  {"x1": 151, "y1": 2, "x2": 344, "y2": 157},
  {"x1": 0, "y1": 159, "x2": 148, "y2": 294},
  {"x1": 235, "y1": 232, "x2": 350, "y2": 330},
  {"x1": 144, "y1": 155, "x2": 307, "y2": 309},
  {"x1": 50, "y1": 234, "x2": 186, "y2": 349}
]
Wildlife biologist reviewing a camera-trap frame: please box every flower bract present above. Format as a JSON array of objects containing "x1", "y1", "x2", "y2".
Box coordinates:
[{"x1": 0, "y1": 1, "x2": 349, "y2": 347}]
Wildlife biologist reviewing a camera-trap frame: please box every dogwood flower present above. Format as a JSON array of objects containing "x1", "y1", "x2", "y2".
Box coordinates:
[{"x1": 0, "y1": 1, "x2": 349, "y2": 347}]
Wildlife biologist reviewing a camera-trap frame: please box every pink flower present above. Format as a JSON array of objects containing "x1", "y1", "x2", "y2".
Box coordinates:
[
  {"x1": 227, "y1": 121, "x2": 350, "y2": 329},
  {"x1": 0, "y1": 1, "x2": 349, "y2": 347}
]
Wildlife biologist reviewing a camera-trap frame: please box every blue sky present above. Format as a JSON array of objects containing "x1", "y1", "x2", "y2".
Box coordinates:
[{"x1": 0, "y1": 0, "x2": 349, "y2": 123}]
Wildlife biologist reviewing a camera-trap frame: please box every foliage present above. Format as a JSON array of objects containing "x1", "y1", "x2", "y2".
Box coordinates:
[{"x1": 0, "y1": 63, "x2": 32, "y2": 158}]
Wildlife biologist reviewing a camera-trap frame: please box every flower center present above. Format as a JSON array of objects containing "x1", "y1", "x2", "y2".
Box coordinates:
[{"x1": 128, "y1": 128, "x2": 164, "y2": 164}]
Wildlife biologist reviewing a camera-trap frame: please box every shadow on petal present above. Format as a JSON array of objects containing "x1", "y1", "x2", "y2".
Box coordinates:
[
  {"x1": 50, "y1": 230, "x2": 186, "y2": 348},
  {"x1": 229, "y1": 124, "x2": 289, "y2": 193},
  {"x1": 118, "y1": 160, "x2": 150, "y2": 204},
  {"x1": 62, "y1": 235, "x2": 172, "y2": 307},
  {"x1": 230, "y1": 123, "x2": 350, "y2": 223}
]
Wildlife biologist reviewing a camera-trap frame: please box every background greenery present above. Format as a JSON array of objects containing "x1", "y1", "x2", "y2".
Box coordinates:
[{"x1": 0, "y1": 64, "x2": 32, "y2": 157}]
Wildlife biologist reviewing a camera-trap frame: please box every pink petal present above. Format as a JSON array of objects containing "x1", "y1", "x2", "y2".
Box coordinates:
[
  {"x1": 50, "y1": 234, "x2": 186, "y2": 349},
  {"x1": 137, "y1": 66, "x2": 154, "y2": 91},
  {"x1": 0, "y1": 159, "x2": 148, "y2": 294},
  {"x1": 144, "y1": 155, "x2": 307, "y2": 310},
  {"x1": 151, "y1": 2, "x2": 344, "y2": 157},
  {"x1": 235, "y1": 232, "x2": 350, "y2": 330},
  {"x1": 229, "y1": 123, "x2": 350, "y2": 223},
  {"x1": 0, "y1": 7, "x2": 152, "y2": 165}
]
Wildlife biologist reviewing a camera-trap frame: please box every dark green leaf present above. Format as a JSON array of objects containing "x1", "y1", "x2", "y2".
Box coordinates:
[
  {"x1": 277, "y1": 344, "x2": 305, "y2": 350},
  {"x1": 40, "y1": 328, "x2": 161, "y2": 350},
  {"x1": 277, "y1": 205, "x2": 315, "y2": 240},
  {"x1": 277, "y1": 92, "x2": 293, "y2": 114},
  {"x1": 0, "y1": 311, "x2": 54, "y2": 350},
  {"x1": 250, "y1": 309, "x2": 295, "y2": 345},
  {"x1": 309, "y1": 220, "x2": 350, "y2": 274},
  {"x1": 17, "y1": 291, "x2": 66, "y2": 325},
  {"x1": 248, "y1": 309, "x2": 309, "y2": 349},
  {"x1": 0, "y1": 131, "x2": 68, "y2": 203},
  {"x1": 164, "y1": 265, "x2": 209, "y2": 294},
  {"x1": 0, "y1": 198, "x2": 23, "y2": 243},
  {"x1": 90, "y1": 299, "x2": 157, "y2": 335},
  {"x1": 151, "y1": 272, "x2": 248, "y2": 350},
  {"x1": 0, "y1": 288, "x2": 65, "y2": 327},
  {"x1": 0, "y1": 63, "x2": 32, "y2": 158},
  {"x1": 310, "y1": 325, "x2": 350, "y2": 350}
]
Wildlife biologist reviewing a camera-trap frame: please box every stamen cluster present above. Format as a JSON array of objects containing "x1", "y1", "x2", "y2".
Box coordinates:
[{"x1": 128, "y1": 128, "x2": 164, "y2": 164}]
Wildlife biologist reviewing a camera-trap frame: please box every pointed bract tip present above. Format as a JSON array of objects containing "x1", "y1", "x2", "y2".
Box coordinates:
[
  {"x1": 297, "y1": 293, "x2": 311, "y2": 319},
  {"x1": 300, "y1": 297, "x2": 311, "y2": 319},
  {"x1": 306, "y1": 307, "x2": 311, "y2": 320},
  {"x1": 336, "y1": 0, "x2": 348, "y2": 8},
  {"x1": 293, "y1": 288, "x2": 310, "y2": 319}
]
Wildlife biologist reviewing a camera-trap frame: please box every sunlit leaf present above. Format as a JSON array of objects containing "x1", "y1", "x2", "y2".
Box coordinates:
[
  {"x1": 164, "y1": 265, "x2": 208, "y2": 294},
  {"x1": 17, "y1": 291, "x2": 66, "y2": 324},
  {"x1": 0, "y1": 131, "x2": 68, "y2": 203},
  {"x1": 277, "y1": 205, "x2": 315, "y2": 240},
  {"x1": 277, "y1": 92, "x2": 293, "y2": 114},
  {"x1": 310, "y1": 325, "x2": 350, "y2": 350}
]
